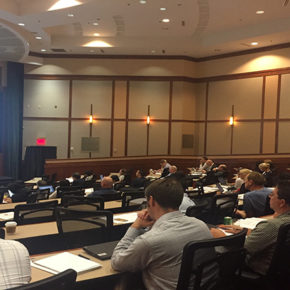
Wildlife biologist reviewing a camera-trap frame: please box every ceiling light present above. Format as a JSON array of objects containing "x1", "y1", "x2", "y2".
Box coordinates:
[
  {"x1": 162, "y1": 19, "x2": 170, "y2": 23},
  {"x1": 83, "y1": 40, "x2": 112, "y2": 47},
  {"x1": 89, "y1": 50, "x2": 95, "y2": 53},
  {"x1": 35, "y1": 36, "x2": 42, "y2": 40},
  {"x1": 256, "y1": 10, "x2": 264, "y2": 14},
  {"x1": 67, "y1": 13, "x2": 74, "y2": 17},
  {"x1": 92, "y1": 22, "x2": 99, "y2": 26},
  {"x1": 48, "y1": 0, "x2": 82, "y2": 11},
  {"x1": 160, "y1": 8, "x2": 166, "y2": 11},
  {"x1": 140, "y1": 0, "x2": 147, "y2": 3},
  {"x1": 18, "y1": 23, "x2": 25, "y2": 26},
  {"x1": 41, "y1": 49, "x2": 47, "y2": 52},
  {"x1": 251, "y1": 42, "x2": 258, "y2": 46},
  {"x1": 93, "y1": 33, "x2": 100, "y2": 36},
  {"x1": 151, "y1": 50, "x2": 156, "y2": 53}
]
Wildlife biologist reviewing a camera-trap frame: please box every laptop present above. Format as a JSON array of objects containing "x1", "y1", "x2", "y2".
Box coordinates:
[
  {"x1": 83, "y1": 240, "x2": 119, "y2": 260},
  {"x1": 215, "y1": 183, "x2": 224, "y2": 193}
]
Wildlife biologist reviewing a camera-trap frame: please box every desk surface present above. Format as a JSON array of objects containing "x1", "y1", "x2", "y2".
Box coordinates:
[{"x1": 31, "y1": 248, "x2": 117, "y2": 283}]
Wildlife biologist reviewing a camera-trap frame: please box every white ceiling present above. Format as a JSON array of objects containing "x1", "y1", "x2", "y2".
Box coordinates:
[{"x1": 0, "y1": 0, "x2": 290, "y2": 62}]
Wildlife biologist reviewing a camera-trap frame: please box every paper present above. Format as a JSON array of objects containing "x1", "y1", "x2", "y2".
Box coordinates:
[
  {"x1": 234, "y1": 217, "x2": 266, "y2": 229},
  {"x1": 113, "y1": 212, "x2": 138, "y2": 224},
  {"x1": 33, "y1": 252, "x2": 101, "y2": 274},
  {"x1": 0, "y1": 212, "x2": 14, "y2": 221}
]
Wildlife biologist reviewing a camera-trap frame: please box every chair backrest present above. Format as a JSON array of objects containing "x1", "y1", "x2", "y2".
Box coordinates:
[
  {"x1": 57, "y1": 189, "x2": 85, "y2": 199},
  {"x1": 120, "y1": 189, "x2": 145, "y2": 207},
  {"x1": 0, "y1": 228, "x2": 5, "y2": 239},
  {"x1": 14, "y1": 200, "x2": 58, "y2": 224},
  {"x1": 55, "y1": 207, "x2": 113, "y2": 235},
  {"x1": 57, "y1": 186, "x2": 81, "y2": 194},
  {"x1": 213, "y1": 193, "x2": 238, "y2": 224},
  {"x1": 267, "y1": 222, "x2": 290, "y2": 278},
  {"x1": 177, "y1": 228, "x2": 247, "y2": 290},
  {"x1": 26, "y1": 189, "x2": 50, "y2": 204},
  {"x1": 10, "y1": 269, "x2": 77, "y2": 290},
  {"x1": 61, "y1": 195, "x2": 104, "y2": 211}
]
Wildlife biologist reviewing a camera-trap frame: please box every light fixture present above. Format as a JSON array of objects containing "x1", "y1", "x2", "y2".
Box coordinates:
[
  {"x1": 89, "y1": 115, "x2": 93, "y2": 123},
  {"x1": 229, "y1": 105, "x2": 235, "y2": 126},
  {"x1": 67, "y1": 13, "x2": 74, "y2": 17},
  {"x1": 18, "y1": 23, "x2": 25, "y2": 26},
  {"x1": 147, "y1": 105, "x2": 151, "y2": 125},
  {"x1": 92, "y1": 22, "x2": 99, "y2": 26},
  {"x1": 48, "y1": 0, "x2": 82, "y2": 11},
  {"x1": 41, "y1": 49, "x2": 47, "y2": 52},
  {"x1": 93, "y1": 33, "x2": 100, "y2": 36},
  {"x1": 83, "y1": 40, "x2": 112, "y2": 47},
  {"x1": 89, "y1": 49, "x2": 95, "y2": 53},
  {"x1": 162, "y1": 18, "x2": 170, "y2": 23},
  {"x1": 151, "y1": 50, "x2": 156, "y2": 53},
  {"x1": 35, "y1": 36, "x2": 42, "y2": 40},
  {"x1": 160, "y1": 7, "x2": 166, "y2": 11},
  {"x1": 140, "y1": 0, "x2": 147, "y2": 3},
  {"x1": 251, "y1": 42, "x2": 258, "y2": 46},
  {"x1": 256, "y1": 10, "x2": 264, "y2": 14}
]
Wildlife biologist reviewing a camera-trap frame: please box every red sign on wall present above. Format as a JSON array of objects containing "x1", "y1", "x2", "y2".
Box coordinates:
[{"x1": 36, "y1": 138, "x2": 46, "y2": 146}]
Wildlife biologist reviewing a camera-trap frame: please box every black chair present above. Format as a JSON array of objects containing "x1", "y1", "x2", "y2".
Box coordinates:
[
  {"x1": 264, "y1": 195, "x2": 274, "y2": 216},
  {"x1": 14, "y1": 200, "x2": 58, "y2": 224},
  {"x1": 0, "y1": 228, "x2": 5, "y2": 239},
  {"x1": 10, "y1": 269, "x2": 77, "y2": 290},
  {"x1": 61, "y1": 195, "x2": 104, "y2": 211},
  {"x1": 57, "y1": 189, "x2": 85, "y2": 199},
  {"x1": 26, "y1": 189, "x2": 50, "y2": 204},
  {"x1": 177, "y1": 228, "x2": 248, "y2": 290},
  {"x1": 120, "y1": 189, "x2": 145, "y2": 207},
  {"x1": 56, "y1": 186, "x2": 82, "y2": 197},
  {"x1": 212, "y1": 193, "x2": 238, "y2": 224},
  {"x1": 241, "y1": 222, "x2": 290, "y2": 290}
]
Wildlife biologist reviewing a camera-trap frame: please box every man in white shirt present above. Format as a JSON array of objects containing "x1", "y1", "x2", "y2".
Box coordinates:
[{"x1": 0, "y1": 239, "x2": 31, "y2": 289}]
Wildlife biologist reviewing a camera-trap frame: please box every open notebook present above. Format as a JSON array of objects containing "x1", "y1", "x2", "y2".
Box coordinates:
[{"x1": 32, "y1": 252, "x2": 101, "y2": 274}]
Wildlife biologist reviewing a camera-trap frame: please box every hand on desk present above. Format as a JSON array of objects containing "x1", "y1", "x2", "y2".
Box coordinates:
[
  {"x1": 210, "y1": 224, "x2": 243, "y2": 238},
  {"x1": 132, "y1": 209, "x2": 154, "y2": 229}
]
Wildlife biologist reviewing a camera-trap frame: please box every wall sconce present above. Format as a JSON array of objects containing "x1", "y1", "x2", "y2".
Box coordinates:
[
  {"x1": 89, "y1": 115, "x2": 93, "y2": 123},
  {"x1": 146, "y1": 105, "x2": 151, "y2": 125},
  {"x1": 229, "y1": 104, "x2": 235, "y2": 126}
]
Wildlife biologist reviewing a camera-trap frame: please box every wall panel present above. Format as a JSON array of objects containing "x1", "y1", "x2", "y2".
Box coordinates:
[
  {"x1": 91, "y1": 121, "x2": 111, "y2": 158},
  {"x1": 23, "y1": 120, "x2": 68, "y2": 159},
  {"x1": 262, "y1": 121, "x2": 276, "y2": 154},
  {"x1": 208, "y1": 78, "x2": 262, "y2": 120},
  {"x1": 278, "y1": 121, "x2": 290, "y2": 153},
  {"x1": 232, "y1": 122, "x2": 260, "y2": 154},
  {"x1": 148, "y1": 122, "x2": 168, "y2": 155},
  {"x1": 24, "y1": 79, "x2": 69, "y2": 117},
  {"x1": 72, "y1": 80, "x2": 112, "y2": 118},
  {"x1": 279, "y1": 74, "x2": 290, "y2": 118},
  {"x1": 127, "y1": 121, "x2": 147, "y2": 156},
  {"x1": 129, "y1": 81, "x2": 170, "y2": 120},
  {"x1": 264, "y1": 76, "x2": 278, "y2": 119},
  {"x1": 114, "y1": 81, "x2": 127, "y2": 119},
  {"x1": 113, "y1": 121, "x2": 126, "y2": 157},
  {"x1": 206, "y1": 123, "x2": 231, "y2": 155}
]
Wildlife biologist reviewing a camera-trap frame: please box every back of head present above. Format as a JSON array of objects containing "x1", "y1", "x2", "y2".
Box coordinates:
[
  {"x1": 101, "y1": 177, "x2": 113, "y2": 189},
  {"x1": 37, "y1": 180, "x2": 48, "y2": 187},
  {"x1": 145, "y1": 178, "x2": 184, "y2": 210},
  {"x1": 59, "y1": 180, "x2": 70, "y2": 187},
  {"x1": 258, "y1": 162, "x2": 270, "y2": 171},
  {"x1": 72, "y1": 172, "x2": 81, "y2": 180},
  {"x1": 247, "y1": 171, "x2": 265, "y2": 186},
  {"x1": 137, "y1": 169, "x2": 145, "y2": 177}
]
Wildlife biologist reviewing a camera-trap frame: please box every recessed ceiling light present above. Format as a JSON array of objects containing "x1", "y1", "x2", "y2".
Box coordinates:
[
  {"x1": 160, "y1": 8, "x2": 166, "y2": 11},
  {"x1": 251, "y1": 42, "x2": 258, "y2": 46},
  {"x1": 92, "y1": 22, "x2": 99, "y2": 26},
  {"x1": 162, "y1": 18, "x2": 170, "y2": 23},
  {"x1": 35, "y1": 36, "x2": 42, "y2": 40},
  {"x1": 67, "y1": 13, "x2": 74, "y2": 17},
  {"x1": 93, "y1": 33, "x2": 100, "y2": 36},
  {"x1": 256, "y1": 10, "x2": 264, "y2": 14},
  {"x1": 83, "y1": 40, "x2": 112, "y2": 47},
  {"x1": 48, "y1": 0, "x2": 82, "y2": 11},
  {"x1": 89, "y1": 50, "x2": 95, "y2": 53},
  {"x1": 41, "y1": 49, "x2": 47, "y2": 52},
  {"x1": 151, "y1": 50, "x2": 156, "y2": 53},
  {"x1": 18, "y1": 23, "x2": 25, "y2": 26},
  {"x1": 140, "y1": 0, "x2": 147, "y2": 3}
]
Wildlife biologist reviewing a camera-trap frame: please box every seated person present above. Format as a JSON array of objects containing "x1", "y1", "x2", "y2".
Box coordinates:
[
  {"x1": 201, "y1": 159, "x2": 216, "y2": 173},
  {"x1": 0, "y1": 239, "x2": 31, "y2": 289},
  {"x1": 200, "y1": 164, "x2": 227, "y2": 186},
  {"x1": 211, "y1": 178, "x2": 290, "y2": 276},
  {"x1": 131, "y1": 169, "x2": 147, "y2": 188},
  {"x1": 4, "y1": 182, "x2": 31, "y2": 203},
  {"x1": 71, "y1": 172, "x2": 84, "y2": 187},
  {"x1": 159, "y1": 159, "x2": 171, "y2": 177},
  {"x1": 198, "y1": 156, "x2": 208, "y2": 171},
  {"x1": 111, "y1": 178, "x2": 214, "y2": 289},
  {"x1": 234, "y1": 168, "x2": 251, "y2": 192},
  {"x1": 236, "y1": 172, "x2": 273, "y2": 218},
  {"x1": 165, "y1": 165, "x2": 177, "y2": 177},
  {"x1": 87, "y1": 177, "x2": 117, "y2": 197},
  {"x1": 82, "y1": 170, "x2": 96, "y2": 182},
  {"x1": 259, "y1": 162, "x2": 274, "y2": 187}
]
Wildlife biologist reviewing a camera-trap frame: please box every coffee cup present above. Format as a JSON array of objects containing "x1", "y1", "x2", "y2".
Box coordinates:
[{"x1": 5, "y1": 221, "x2": 17, "y2": 234}]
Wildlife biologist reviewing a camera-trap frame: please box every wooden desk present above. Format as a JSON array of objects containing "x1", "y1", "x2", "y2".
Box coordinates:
[{"x1": 31, "y1": 248, "x2": 117, "y2": 283}]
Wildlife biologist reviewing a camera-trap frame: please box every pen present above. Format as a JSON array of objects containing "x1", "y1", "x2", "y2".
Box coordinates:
[{"x1": 78, "y1": 254, "x2": 90, "y2": 260}]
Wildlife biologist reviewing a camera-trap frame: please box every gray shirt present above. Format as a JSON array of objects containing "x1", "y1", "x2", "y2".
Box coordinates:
[
  {"x1": 244, "y1": 211, "x2": 290, "y2": 275},
  {"x1": 111, "y1": 211, "x2": 213, "y2": 290}
]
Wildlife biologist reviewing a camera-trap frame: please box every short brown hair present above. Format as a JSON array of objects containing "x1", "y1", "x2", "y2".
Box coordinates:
[
  {"x1": 145, "y1": 178, "x2": 183, "y2": 210},
  {"x1": 277, "y1": 179, "x2": 290, "y2": 206},
  {"x1": 247, "y1": 171, "x2": 265, "y2": 186}
]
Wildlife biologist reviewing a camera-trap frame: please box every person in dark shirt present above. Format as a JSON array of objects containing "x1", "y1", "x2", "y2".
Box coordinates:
[
  {"x1": 131, "y1": 169, "x2": 147, "y2": 188},
  {"x1": 4, "y1": 182, "x2": 31, "y2": 203},
  {"x1": 71, "y1": 172, "x2": 84, "y2": 187},
  {"x1": 88, "y1": 177, "x2": 117, "y2": 197}
]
